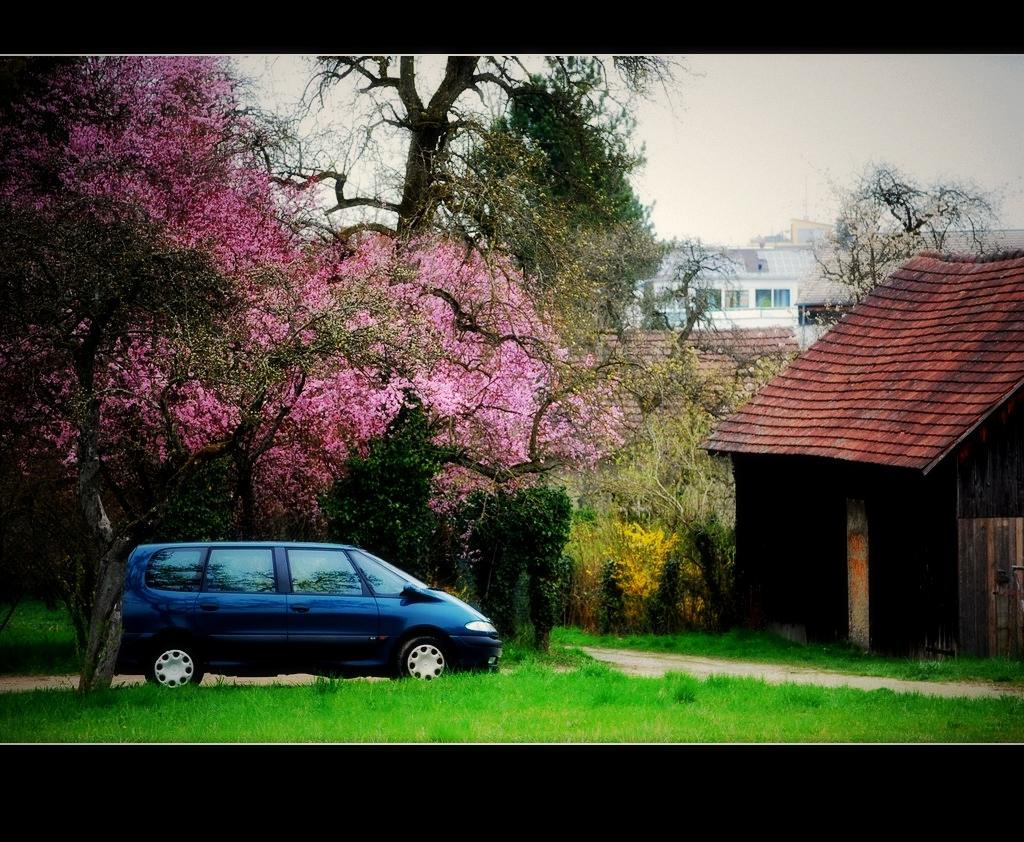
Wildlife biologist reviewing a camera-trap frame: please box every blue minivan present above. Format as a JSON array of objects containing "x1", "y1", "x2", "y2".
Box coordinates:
[{"x1": 118, "y1": 542, "x2": 502, "y2": 686}]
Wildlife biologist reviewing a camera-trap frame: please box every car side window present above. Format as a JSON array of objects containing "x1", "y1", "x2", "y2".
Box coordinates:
[
  {"x1": 288, "y1": 549, "x2": 363, "y2": 596},
  {"x1": 146, "y1": 548, "x2": 206, "y2": 592},
  {"x1": 347, "y1": 549, "x2": 408, "y2": 597},
  {"x1": 203, "y1": 548, "x2": 276, "y2": 593}
]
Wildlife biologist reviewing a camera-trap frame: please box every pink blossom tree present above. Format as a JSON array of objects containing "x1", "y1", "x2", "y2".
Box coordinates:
[
  {"x1": 224, "y1": 233, "x2": 624, "y2": 529},
  {"x1": 0, "y1": 57, "x2": 624, "y2": 690},
  {"x1": 0, "y1": 56, "x2": 353, "y2": 690}
]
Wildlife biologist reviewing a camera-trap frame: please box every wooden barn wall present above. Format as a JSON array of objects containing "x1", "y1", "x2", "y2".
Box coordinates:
[
  {"x1": 957, "y1": 517, "x2": 1024, "y2": 657},
  {"x1": 955, "y1": 392, "x2": 1024, "y2": 656},
  {"x1": 732, "y1": 453, "x2": 958, "y2": 655},
  {"x1": 956, "y1": 392, "x2": 1024, "y2": 519}
]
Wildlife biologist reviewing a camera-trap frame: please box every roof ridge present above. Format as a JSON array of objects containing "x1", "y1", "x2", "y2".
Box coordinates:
[{"x1": 915, "y1": 249, "x2": 1024, "y2": 265}]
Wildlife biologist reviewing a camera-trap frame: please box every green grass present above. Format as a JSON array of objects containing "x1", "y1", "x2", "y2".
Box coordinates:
[
  {"x1": 555, "y1": 627, "x2": 1024, "y2": 686},
  {"x1": 0, "y1": 602, "x2": 78, "y2": 675},
  {"x1": 2, "y1": 659, "x2": 1022, "y2": 742},
  {"x1": 2, "y1": 604, "x2": 1021, "y2": 742}
]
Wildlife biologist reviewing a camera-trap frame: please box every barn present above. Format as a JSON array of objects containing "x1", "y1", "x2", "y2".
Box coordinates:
[{"x1": 705, "y1": 252, "x2": 1024, "y2": 657}]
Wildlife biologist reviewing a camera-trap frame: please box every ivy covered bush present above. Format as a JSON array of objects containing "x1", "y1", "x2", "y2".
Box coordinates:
[
  {"x1": 458, "y1": 485, "x2": 573, "y2": 649},
  {"x1": 156, "y1": 456, "x2": 235, "y2": 543},
  {"x1": 321, "y1": 403, "x2": 453, "y2": 584},
  {"x1": 684, "y1": 514, "x2": 736, "y2": 631}
]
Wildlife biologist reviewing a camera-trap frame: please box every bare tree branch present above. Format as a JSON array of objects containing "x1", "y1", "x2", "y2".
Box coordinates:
[
  {"x1": 447, "y1": 451, "x2": 564, "y2": 480},
  {"x1": 337, "y1": 221, "x2": 397, "y2": 239},
  {"x1": 316, "y1": 56, "x2": 401, "y2": 93}
]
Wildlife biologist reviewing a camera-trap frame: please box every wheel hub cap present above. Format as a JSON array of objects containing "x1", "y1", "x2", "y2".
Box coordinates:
[
  {"x1": 407, "y1": 645, "x2": 444, "y2": 680},
  {"x1": 154, "y1": 649, "x2": 194, "y2": 687}
]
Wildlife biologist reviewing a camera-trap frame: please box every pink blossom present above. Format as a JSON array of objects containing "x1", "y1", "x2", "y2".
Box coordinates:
[{"x1": 1, "y1": 57, "x2": 625, "y2": 527}]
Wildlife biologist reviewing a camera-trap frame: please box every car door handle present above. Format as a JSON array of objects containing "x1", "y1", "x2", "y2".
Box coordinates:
[
  {"x1": 199, "y1": 602, "x2": 219, "y2": 611},
  {"x1": 290, "y1": 605, "x2": 310, "y2": 613}
]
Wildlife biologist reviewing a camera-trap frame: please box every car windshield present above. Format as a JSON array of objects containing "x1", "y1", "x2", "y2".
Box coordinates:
[{"x1": 353, "y1": 549, "x2": 430, "y2": 590}]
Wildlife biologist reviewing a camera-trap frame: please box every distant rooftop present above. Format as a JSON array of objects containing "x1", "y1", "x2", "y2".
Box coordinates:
[
  {"x1": 748, "y1": 219, "x2": 832, "y2": 249},
  {"x1": 942, "y1": 229, "x2": 1024, "y2": 255},
  {"x1": 798, "y1": 229, "x2": 1024, "y2": 306}
]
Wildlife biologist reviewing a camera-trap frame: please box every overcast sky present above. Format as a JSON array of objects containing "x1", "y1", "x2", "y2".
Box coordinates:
[{"x1": 236, "y1": 54, "x2": 1024, "y2": 247}]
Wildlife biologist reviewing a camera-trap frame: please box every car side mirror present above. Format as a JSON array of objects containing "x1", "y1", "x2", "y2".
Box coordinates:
[{"x1": 400, "y1": 583, "x2": 439, "y2": 603}]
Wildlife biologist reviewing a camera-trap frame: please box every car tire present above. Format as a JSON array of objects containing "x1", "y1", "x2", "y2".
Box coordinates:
[
  {"x1": 145, "y1": 643, "x2": 206, "y2": 688},
  {"x1": 397, "y1": 636, "x2": 448, "y2": 681}
]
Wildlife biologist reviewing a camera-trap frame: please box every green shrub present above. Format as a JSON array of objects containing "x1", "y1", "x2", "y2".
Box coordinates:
[
  {"x1": 684, "y1": 514, "x2": 736, "y2": 631},
  {"x1": 321, "y1": 402, "x2": 453, "y2": 584},
  {"x1": 649, "y1": 552, "x2": 685, "y2": 633},
  {"x1": 460, "y1": 485, "x2": 572, "y2": 648},
  {"x1": 598, "y1": 557, "x2": 624, "y2": 633},
  {"x1": 529, "y1": 551, "x2": 573, "y2": 651},
  {"x1": 156, "y1": 455, "x2": 235, "y2": 542}
]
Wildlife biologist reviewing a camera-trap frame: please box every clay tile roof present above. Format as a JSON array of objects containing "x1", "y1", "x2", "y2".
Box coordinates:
[
  {"x1": 796, "y1": 268, "x2": 852, "y2": 306},
  {"x1": 690, "y1": 327, "x2": 798, "y2": 360},
  {"x1": 705, "y1": 253, "x2": 1024, "y2": 471}
]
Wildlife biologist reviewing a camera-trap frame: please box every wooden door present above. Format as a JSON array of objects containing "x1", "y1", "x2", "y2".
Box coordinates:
[{"x1": 958, "y1": 517, "x2": 1024, "y2": 657}]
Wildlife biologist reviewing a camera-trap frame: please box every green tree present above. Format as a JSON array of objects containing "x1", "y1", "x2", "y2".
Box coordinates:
[
  {"x1": 321, "y1": 402, "x2": 453, "y2": 584},
  {"x1": 504, "y1": 59, "x2": 648, "y2": 227},
  {"x1": 493, "y1": 57, "x2": 664, "y2": 328}
]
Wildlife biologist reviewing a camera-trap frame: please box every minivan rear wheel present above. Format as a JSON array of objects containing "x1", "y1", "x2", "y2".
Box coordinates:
[
  {"x1": 146, "y1": 644, "x2": 205, "y2": 688},
  {"x1": 397, "y1": 637, "x2": 447, "y2": 681}
]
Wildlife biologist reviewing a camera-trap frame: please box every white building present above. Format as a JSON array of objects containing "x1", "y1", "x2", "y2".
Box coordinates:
[
  {"x1": 643, "y1": 222, "x2": 825, "y2": 333},
  {"x1": 643, "y1": 220, "x2": 1024, "y2": 345}
]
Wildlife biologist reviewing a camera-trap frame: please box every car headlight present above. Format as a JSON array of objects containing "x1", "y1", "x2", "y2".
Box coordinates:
[{"x1": 465, "y1": 620, "x2": 497, "y2": 633}]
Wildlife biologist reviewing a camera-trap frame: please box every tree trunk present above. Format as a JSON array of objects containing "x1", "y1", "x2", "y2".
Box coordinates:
[
  {"x1": 397, "y1": 123, "x2": 445, "y2": 235},
  {"x1": 75, "y1": 417, "x2": 133, "y2": 691},
  {"x1": 394, "y1": 56, "x2": 479, "y2": 235},
  {"x1": 77, "y1": 539, "x2": 130, "y2": 692},
  {"x1": 74, "y1": 367, "x2": 132, "y2": 693}
]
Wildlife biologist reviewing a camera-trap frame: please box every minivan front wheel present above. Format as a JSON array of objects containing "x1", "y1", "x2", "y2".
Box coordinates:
[
  {"x1": 398, "y1": 637, "x2": 447, "y2": 681},
  {"x1": 147, "y1": 645, "x2": 205, "y2": 688}
]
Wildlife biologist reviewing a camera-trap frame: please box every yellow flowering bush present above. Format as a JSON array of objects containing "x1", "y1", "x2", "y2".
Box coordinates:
[
  {"x1": 564, "y1": 512, "x2": 733, "y2": 633},
  {"x1": 612, "y1": 522, "x2": 678, "y2": 625}
]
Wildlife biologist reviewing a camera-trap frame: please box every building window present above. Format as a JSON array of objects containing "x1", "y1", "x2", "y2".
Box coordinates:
[
  {"x1": 696, "y1": 288, "x2": 722, "y2": 311},
  {"x1": 726, "y1": 290, "x2": 749, "y2": 309},
  {"x1": 755, "y1": 289, "x2": 772, "y2": 308},
  {"x1": 773, "y1": 289, "x2": 791, "y2": 307}
]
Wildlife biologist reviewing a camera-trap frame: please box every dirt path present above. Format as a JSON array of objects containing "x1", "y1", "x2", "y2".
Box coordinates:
[
  {"x1": 581, "y1": 647, "x2": 1024, "y2": 699},
  {"x1": 4, "y1": 650, "x2": 1022, "y2": 699}
]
